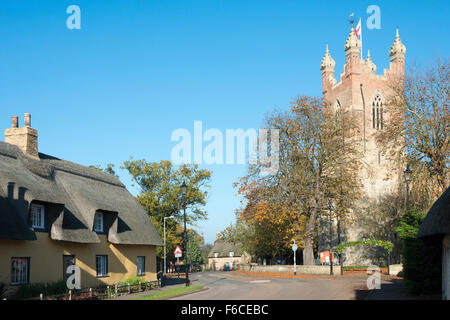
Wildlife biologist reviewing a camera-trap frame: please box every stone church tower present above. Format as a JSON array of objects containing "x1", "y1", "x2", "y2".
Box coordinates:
[{"x1": 319, "y1": 26, "x2": 406, "y2": 264}]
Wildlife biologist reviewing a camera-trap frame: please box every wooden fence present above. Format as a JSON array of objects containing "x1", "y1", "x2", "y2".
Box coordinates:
[{"x1": 30, "y1": 280, "x2": 160, "y2": 300}]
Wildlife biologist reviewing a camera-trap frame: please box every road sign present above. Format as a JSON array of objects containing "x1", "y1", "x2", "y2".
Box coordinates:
[
  {"x1": 292, "y1": 240, "x2": 297, "y2": 275},
  {"x1": 174, "y1": 245, "x2": 182, "y2": 258}
]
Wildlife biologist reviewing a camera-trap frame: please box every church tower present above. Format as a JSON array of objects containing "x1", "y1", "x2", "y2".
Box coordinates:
[
  {"x1": 320, "y1": 26, "x2": 406, "y2": 264},
  {"x1": 321, "y1": 26, "x2": 406, "y2": 198}
]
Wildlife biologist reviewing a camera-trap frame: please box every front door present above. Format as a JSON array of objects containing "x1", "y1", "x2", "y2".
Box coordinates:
[{"x1": 63, "y1": 255, "x2": 76, "y2": 282}]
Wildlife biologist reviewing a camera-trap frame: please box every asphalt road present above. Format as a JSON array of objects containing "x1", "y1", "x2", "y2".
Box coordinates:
[{"x1": 171, "y1": 271, "x2": 372, "y2": 300}]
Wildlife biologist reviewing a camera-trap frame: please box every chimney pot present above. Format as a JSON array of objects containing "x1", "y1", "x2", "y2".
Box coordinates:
[
  {"x1": 11, "y1": 116, "x2": 18, "y2": 128},
  {"x1": 5, "y1": 113, "x2": 38, "y2": 157},
  {"x1": 24, "y1": 113, "x2": 31, "y2": 127}
]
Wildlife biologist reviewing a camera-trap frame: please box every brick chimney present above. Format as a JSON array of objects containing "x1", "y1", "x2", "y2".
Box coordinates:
[{"x1": 5, "y1": 114, "x2": 39, "y2": 157}]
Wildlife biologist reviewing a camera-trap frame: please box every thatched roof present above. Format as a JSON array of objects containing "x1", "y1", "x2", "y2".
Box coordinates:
[
  {"x1": 418, "y1": 186, "x2": 450, "y2": 238},
  {"x1": 208, "y1": 239, "x2": 244, "y2": 258},
  {"x1": 0, "y1": 141, "x2": 162, "y2": 246}
]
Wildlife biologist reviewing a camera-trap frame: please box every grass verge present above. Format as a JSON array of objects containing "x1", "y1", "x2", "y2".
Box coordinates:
[{"x1": 134, "y1": 285, "x2": 204, "y2": 300}]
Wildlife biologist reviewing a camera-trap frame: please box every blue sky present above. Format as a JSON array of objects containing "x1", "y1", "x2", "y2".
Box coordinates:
[{"x1": 0, "y1": 0, "x2": 448, "y2": 244}]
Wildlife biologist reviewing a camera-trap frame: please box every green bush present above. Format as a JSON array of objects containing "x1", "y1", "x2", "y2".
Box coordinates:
[
  {"x1": 11, "y1": 280, "x2": 67, "y2": 299},
  {"x1": 395, "y1": 208, "x2": 442, "y2": 295}
]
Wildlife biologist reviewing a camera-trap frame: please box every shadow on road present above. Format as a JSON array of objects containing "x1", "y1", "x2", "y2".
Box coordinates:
[
  {"x1": 360, "y1": 278, "x2": 413, "y2": 300},
  {"x1": 162, "y1": 277, "x2": 186, "y2": 287}
]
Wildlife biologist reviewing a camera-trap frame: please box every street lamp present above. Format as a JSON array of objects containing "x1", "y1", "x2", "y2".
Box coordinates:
[
  {"x1": 328, "y1": 194, "x2": 333, "y2": 276},
  {"x1": 180, "y1": 181, "x2": 189, "y2": 286},
  {"x1": 404, "y1": 164, "x2": 412, "y2": 211},
  {"x1": 164, "y1": 215, "x2": 175, "y2": 279}
]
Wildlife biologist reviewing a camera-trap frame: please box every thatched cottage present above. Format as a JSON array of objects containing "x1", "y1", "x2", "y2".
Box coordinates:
[
  {"x1": 208, "y1": 238, "x2": 249, "y2": 271},
  {"x1": 0, "y1": 114, "x2": 162, "y2": 291},
  {"x1": 418, "y1": 186, "x2": 450, "y2": 300}
]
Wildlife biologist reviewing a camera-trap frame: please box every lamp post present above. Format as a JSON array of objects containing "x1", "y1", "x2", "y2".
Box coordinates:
[
  {"x1": 404, "y1": 164, "x2": 412, "y2": 211},
  {"x1": 180, "y1": 181, "x2": 189, "y2": 286},
  {"x1": 164, "y1": 216, "x2": 175, "y2": 278},
  {"x1": 328, "y1": 194, "x2": 333, "y2": 276}
]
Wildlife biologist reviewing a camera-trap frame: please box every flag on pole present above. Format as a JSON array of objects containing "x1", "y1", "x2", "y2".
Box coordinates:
[{"x1": 355, "y1": 18, "x2": 362, "y2": 60}]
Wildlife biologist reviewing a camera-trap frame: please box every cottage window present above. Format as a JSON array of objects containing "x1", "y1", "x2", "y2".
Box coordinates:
[
  {"x1": 229, "y1": 251, "x2": 234, "y2": 257},
  {"x1": 11, "y1": 257, "x2": 30, "y2": 285},
  {"x1": 214, "y1": 252, "x2": 219, "y2": 258},
  {"x1": 31, "y1": 204, "x2": 45, "y2": 229},
  {"x1": 96, "y1": 255, "x2": 108, "y2": 277},
  {"x1": 93, "y1": 212, "x2": 104, "y2": 233},
  {"x1": 137, "y1": 256, "x2": 145, "y2": 276}
]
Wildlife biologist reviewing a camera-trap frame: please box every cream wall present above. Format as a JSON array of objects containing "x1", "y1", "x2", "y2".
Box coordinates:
[
  {"x1": 209, "y1": 255, "x2": 249, "y2": 271},
  {"x1": 0, "y1": 233, "x2": 157, "y2": 289}
]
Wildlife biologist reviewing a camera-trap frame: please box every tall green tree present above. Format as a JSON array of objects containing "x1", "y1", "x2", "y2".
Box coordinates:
[
  {"x1": 187, "y1": 230, "x2": 204, "y2": 267},
  {"x1": 122, "y1": 159, "x2": 211, "y2": 259}
]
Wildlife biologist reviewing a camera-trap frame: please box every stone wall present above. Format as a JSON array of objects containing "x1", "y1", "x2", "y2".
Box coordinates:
[{"x1": 240, "y1": 264, "x2": 341, "y2": 275}]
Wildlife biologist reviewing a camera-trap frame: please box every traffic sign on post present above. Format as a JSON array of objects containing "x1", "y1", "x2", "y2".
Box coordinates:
[{"x1": 174, "y1": 245, "x2": 183, "y2": 258}]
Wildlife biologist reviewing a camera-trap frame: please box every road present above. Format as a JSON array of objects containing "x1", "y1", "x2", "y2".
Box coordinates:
[{"x1": 171, "y1": 271, "x2": 374, "y2": 300}]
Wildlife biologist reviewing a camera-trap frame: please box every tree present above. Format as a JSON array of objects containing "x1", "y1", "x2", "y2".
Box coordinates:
[
  {"x1": 122, "y1": 159, "x2": 211, "y2": 259},
  {"x1": 200, "y1": 243, "x2": 213, "y2": 265},
  {"x1": 378, "y1": 58, "x2": 449, "y2": 194},
  {"x1": 235, "y1": 96, "x2": 363, "y2": 265},
  {"x1": 395, "y1": 208, "x2": 442, "y2": 294},
  {"x1": 187, "y1": 230, "x2": 204, "y2": 267},
  {"x1": 217, "y1": 220, "x2": 247, "y2": 246},
  {"x1": 89, "y1": 163, "x2": 119, "y2": 177},
  {"x1": 123, "y1": 159, "x2": 211, "y2": 223}
]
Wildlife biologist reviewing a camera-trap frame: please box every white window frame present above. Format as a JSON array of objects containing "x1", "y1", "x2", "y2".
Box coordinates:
[
  {"x1": 11, "y1": 257, "x2": 30, "y2": 285},
  {"x1": 31, "y1": 204, "x2": 45, "y2": 229},
  {"x1": 93, "y1": 212, "x2": 104, "y2": 233},
  {"x1": 229, "y1": 251, "x2": 234, "y2": 257},
  {"x1": 137, "y1": 256, "x2": 145, "y2": 276},
  {"x1": 96, "y1": 255, "x2": 108, "y2": 277},
  {"x1": 214, "y1": 252, "x2": 219, "y2": 258}
]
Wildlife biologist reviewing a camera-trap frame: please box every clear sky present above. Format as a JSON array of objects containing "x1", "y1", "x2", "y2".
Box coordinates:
[{"x1": 0, "y1": 0, "x2": 448, "y2": 244}]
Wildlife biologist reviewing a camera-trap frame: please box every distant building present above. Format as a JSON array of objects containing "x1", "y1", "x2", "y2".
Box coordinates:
[
  {"x1": 208, "y1": 237, "x2": 249, "y2": 271},
  {"x1": 319, "y1": 26, "x2": 406, "y2": 265},
  {"x1": 0, "y1": 114, "x2": 163, "y2": 293},
  {"x1": 418, "y1": 187, "x2": 450, "y2": 300}
]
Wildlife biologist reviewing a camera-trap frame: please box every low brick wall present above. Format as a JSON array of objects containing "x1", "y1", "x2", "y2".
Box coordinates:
[{"x1": 240, "y1": 264, "x2": 341, "y2": 275}]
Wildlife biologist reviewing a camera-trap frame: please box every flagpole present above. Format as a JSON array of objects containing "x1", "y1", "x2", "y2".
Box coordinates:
[{"x1": 360, "y1": 18, "x2": 363, "y2": 60}]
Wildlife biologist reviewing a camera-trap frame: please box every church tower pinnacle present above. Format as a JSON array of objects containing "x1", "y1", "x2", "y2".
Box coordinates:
[{"x1": 321, "y1": 44, "x2": 336, "y2": 90}]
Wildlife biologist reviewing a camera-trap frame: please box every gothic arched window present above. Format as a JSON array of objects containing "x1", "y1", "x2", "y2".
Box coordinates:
[{"x1": 372, "y1": 95, "x2": 383, "y2": 130}]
